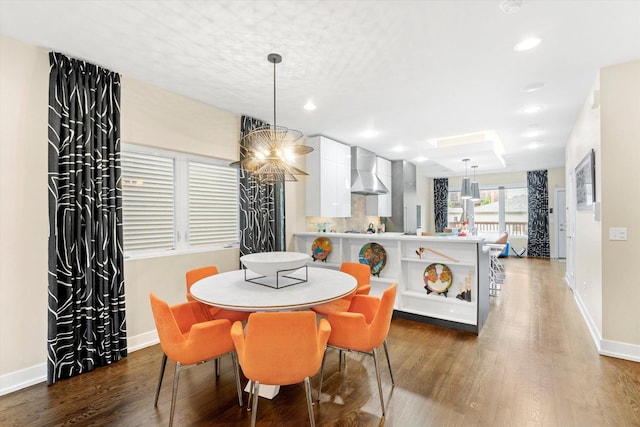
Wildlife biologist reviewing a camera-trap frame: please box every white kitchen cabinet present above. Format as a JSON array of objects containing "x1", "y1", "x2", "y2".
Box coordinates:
[
  {"x1": 365, "y1": 156, "x2": 392, "y2": 217},
  {"x1": 306, "y1": 136, "x2": 351, "y2": 217}
]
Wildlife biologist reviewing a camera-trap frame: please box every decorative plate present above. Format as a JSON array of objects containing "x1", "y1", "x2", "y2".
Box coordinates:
[
  {"x1": 423, "y1": 263, "x2": 453, "y2": 296},
  {"x1": 311, "y1": 237, "x2": 332, "y2": 262},
  {"x1": 359, "y1": 242, "x2": 387, "y2": 276}
]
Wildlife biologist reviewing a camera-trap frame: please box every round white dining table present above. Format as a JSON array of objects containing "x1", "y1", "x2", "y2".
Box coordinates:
[{"x1": 190, "y1": 266, "x2": 357, "y2": 312}]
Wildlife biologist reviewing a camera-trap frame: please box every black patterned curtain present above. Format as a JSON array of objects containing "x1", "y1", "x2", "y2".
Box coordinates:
[
  {"x1": 527, "y1": 170, "x2": 550, "y2": 258},
  {"x1": 238, "y1": 115, "x2": 285, "y2": 258},
  {"x1": 434, "y1": 178, "x2": 449, "y2": 232},
  {"x1": 47, "y1": 52, "x2": 126, "y2": 385}
]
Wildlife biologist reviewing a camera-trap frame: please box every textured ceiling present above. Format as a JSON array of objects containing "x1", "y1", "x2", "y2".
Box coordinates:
[{"x1": 1, "y1": 0, "x2": 639, "y2": 177}]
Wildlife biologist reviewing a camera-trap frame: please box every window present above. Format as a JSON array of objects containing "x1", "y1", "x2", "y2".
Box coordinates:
[
  {"x1": 121, "y1": 144, "x2": 238, "y2": 256},
  {"x1": 448, "y1": 185, "x2": 528, "y2": 236}
]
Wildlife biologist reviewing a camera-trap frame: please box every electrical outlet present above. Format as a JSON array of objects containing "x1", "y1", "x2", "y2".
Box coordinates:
[{"x1": 583, "y1": 281, "x2": 587, "y2": 290}]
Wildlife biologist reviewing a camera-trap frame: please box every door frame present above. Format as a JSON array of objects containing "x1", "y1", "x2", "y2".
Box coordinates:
[{"x1": 566, "y1": 174, "x2": 576, "y2": 290}]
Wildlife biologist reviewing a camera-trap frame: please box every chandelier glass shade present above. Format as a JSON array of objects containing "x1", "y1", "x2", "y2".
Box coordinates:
[
  {"x1": 471, "y1": 165, "x2": 481, "y2": 201},
  {"x1": 461, "y1": 159, "x2": 472, "y2": 199},
  {"x1": 231, "y1": 53, "x2": 313, "y2": 183}
]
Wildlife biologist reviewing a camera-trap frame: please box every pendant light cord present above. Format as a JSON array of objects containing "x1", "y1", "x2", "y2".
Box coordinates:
[{"x1": 273, "y1": 57, "x2": 277, "y2": 129}]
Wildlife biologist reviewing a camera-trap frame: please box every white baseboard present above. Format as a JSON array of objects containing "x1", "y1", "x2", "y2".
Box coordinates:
[
  {"x1": 573, "y1": 290, "x2": 603, "y2": 348},
  {"x1": 564, "y1": 272, "x2": 573, "y2": 288},
  {"x1": 600, "y1": 338, "x2": 640, "y2": 362},
  {"x1": 0, "y1": 330, "x2": 159, "y2": 397},
  {"x1": 0, "y1": 363, "x2": 46, "y2": 396},
  {"x1": 572, "y1": 290, "x2": 640, "y2": 363},
  {"x1": 128, "y1": 329, "x2": 159, "y2": 352}
]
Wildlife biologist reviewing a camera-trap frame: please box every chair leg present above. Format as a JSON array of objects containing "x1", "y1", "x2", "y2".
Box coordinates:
[
  {"x1": 250, "y1": 381, "x2": 260, "y2": 427},
  {"x1": 372, "y1": 348, "x2": 385, "y2": 416},
  {"x1": 231, "y1": 352, "x2": 243, "y2": 407},
  {"x1": 154, "y1": 353, "x2": 168, "y2": 407},
  {"x1": 215, "y1": 357, "x2": 220, "y2": 377},
  {"x1": 383, "y1": 339, "x2": 395, "y2": 385},
  {"x1": 340, "y1": 350, "x2": 348, "y2": 378},
  {"x1": 318, "y1": 348, "x2": 327, "y2": 402},
  {"x1": 304, "y1": 377, "x2": 316, "y2": 427},
  {"x1": 169, "y1": 362, "x2": 184, "y2": 427},
  {"x1": 246, "y1": 381, "x2": 253, "y2": 412}
]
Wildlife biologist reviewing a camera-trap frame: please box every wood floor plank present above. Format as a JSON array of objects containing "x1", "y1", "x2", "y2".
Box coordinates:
[{"x1": 1, "y1": 258, "x2": 639, "y2": 426}]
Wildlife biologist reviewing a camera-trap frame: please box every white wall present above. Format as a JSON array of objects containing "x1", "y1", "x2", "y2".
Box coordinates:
[
  {"x1": 566, "y1": 60, "x2": 640, "y2": 359},
  {"x1": 600, "y1": 61, "x2": 640, "y2": 348},
  {"x1": 566, "y1": 78, "x2": 603, "y2": 336},
  {"x1": 0, "y1": 35, "x2": 49, "y2": 394}
]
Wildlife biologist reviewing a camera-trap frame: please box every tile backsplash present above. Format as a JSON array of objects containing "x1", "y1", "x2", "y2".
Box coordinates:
[{"x1": 306, "y1": 194, "x2": 382, "y2": 233}]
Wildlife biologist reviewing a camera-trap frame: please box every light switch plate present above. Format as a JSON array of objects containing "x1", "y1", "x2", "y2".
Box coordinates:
[{"x1": 609, "y1": 227, "x2": 627, "y2": 241}]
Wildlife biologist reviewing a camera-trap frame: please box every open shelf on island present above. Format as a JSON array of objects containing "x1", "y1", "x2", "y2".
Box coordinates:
[{"x1": 294, "y1": 232, "x2": 490, "y2": 334}]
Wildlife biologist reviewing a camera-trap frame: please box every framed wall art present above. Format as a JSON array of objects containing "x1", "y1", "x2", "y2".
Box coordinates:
[{"x1": 575, "y1": 148, "x2": 596, "y2": 211}]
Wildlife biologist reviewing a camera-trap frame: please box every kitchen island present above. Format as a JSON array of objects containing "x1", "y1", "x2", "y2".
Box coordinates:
[{"x1": 294, "y1": 232, "x2": 490, "y2": 334}]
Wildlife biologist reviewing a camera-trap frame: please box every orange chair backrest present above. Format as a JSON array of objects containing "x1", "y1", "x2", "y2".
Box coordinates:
[
  {"x1": 233, "y1": 311, "x2": 329, "y2": 386},
  {"x1": 150, "y1": 293, "x2": 187, "y2": 360},
  {"x1": 340, "y1": 262, "x2": 371, "y2": 299},
  {"x1": 185, "y1": 266, "x2": 219, "y2": 300},
  {"x1": 150, "y1": 293, "x2": 234, "y2": 366},
  {"x1": 369, "y1": 283, "x2": 397, "y2": 348},
  {"x1": 328, "y1": 283, "x2": 397, "y2": 352}
]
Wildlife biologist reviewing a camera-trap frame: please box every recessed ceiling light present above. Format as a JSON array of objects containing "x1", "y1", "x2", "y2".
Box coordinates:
[
  {"x1": 360, "y1": 129, "x2": 379, "y2": 139},
  {"x1": 522, "y1": 105, "x2": 544, "y2": 114},
  {"x1": 514, "y1": 37, "x2": 541, "y2": 52},
  {"x1": 524, "y1": 129, "x2": 543, "y2": 138},
  {"x1": 415, "y1": 156, "x2": 428, "y2": 162},
  {"x1": 521, "y1": 82, "x2": 545, "y2": 93},
  {"x1": 528, "y1": 142, "x2": 540, "y2": 149},
  {"x1": 391, "y1": 145, "x2": 404, "y2": 153},
  {"x1": 303, "y1": 101, "x2": 316, "y2": 111}
]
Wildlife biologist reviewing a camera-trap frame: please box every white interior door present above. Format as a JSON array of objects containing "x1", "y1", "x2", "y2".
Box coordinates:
[{"x1": 555, "y1": 188, "x2": 566, "y2": 259}]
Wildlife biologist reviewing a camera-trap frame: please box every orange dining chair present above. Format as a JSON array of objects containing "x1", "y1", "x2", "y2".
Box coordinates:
[
  {"x1": 319, "y1": 283, "x2": 397, "y2": 416},
  {"x1": 311, "y1": 262, "x2": 371, "y2": 316},
  {"x1": 150, "y1": 293, "x2": 243, "y2": 427},
  {"x1": 186, "y1": 266, "x2": 251, "y2": 377},
  {"x1": 186, "y1": 266, "x2": 250, "y2": 323},
  {"x1": 231, "y1": 311, "x2": 331, "y2": 427}
]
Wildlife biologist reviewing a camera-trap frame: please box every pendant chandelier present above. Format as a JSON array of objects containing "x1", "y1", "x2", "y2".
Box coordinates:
[
  {"x1": 471, "y1": 165, "x2": 481, "y2": 201},
  {"x1": 461, "y1": 159, "x2": 472, "y2": 199},
  {"x1": 230, "y1": 53, "x2": 313, "y2": 183}
]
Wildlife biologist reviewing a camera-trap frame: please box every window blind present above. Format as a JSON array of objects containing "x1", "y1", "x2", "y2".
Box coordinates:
[
  {"x1": 121, "y1": 151, "x2": 175, "y2": 252},
  {"x1": 188, "y1": 161, "x2": 238, "y2": 246}
]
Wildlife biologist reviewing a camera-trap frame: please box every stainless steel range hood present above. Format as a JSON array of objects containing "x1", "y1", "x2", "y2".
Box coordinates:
[{"x1": 351, "y1": 146, "x2": 389, "y2": 195}]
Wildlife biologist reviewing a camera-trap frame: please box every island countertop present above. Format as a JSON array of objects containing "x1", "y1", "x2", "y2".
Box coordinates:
[{"x1": 294, "y1": 231, "x2": 486, "y2": 244}]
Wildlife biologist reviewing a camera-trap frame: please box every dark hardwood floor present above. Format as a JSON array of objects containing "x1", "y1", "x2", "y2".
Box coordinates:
[{"x1": 1, "y1": 258, "x2": 639, "y2": 426}]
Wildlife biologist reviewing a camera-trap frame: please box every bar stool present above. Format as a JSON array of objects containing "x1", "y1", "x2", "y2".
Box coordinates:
[{"x1": 485, "y1": 244, "x2": 506, "y2": 296}]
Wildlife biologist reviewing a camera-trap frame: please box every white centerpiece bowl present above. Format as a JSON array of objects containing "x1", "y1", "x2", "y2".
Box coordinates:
[{"x1": 240, "y1": 251, "x2": 311, "y2": 277}]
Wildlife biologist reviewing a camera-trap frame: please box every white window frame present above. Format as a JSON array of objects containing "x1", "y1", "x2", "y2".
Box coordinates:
[{"x1": 121, "y1": 143, "x2": 239, "y2": 259}]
